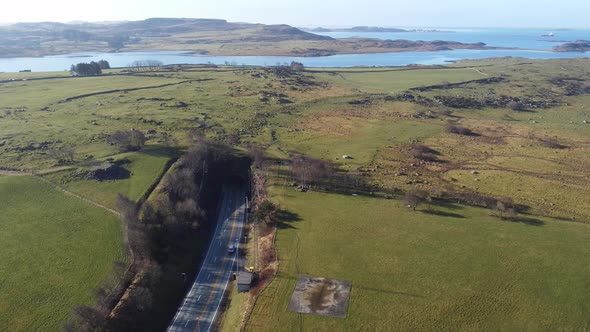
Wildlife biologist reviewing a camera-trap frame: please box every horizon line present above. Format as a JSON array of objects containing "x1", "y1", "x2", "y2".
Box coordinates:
[{"x1": 0, "y1": 17, "x2": 588, "y2": 30}]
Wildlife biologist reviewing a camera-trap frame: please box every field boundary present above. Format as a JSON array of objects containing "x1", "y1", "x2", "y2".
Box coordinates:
[
  {"x1": 57, "y1": 78, "x2": 214, "y2": 103},
  {"x1": 33, "y1": 174, "x2": 120, "y2": 215},
  {"x1": 240, "y1": 223, "x2": 279, "y2": 332}
]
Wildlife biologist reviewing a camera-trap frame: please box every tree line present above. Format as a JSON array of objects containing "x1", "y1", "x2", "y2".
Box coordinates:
[
  {"x1": 65, "y1": 136, "x2": 250, "y2": 331},
  {"x1": 70, "y1": 60, "x2": 110, "y2": 76},
  {"x1": 128, "y1": 60, "x2": 164, "y2": 71},
  {"x1": 404, "y1": 187, "x2": 520, "y2": 220}
]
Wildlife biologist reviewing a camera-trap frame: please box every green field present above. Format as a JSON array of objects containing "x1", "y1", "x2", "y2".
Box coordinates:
[
  {"x1": 0, "y1": 176, "x2": 125, "y2": 331},
  {"x1": 42, "y1": 147, "x2": 177, "y2": 209},
  {"x1": 314, "y1": 67, "x2": 485, "y2": 93},
  {"x1": 1, "y1": 58, "x2": 589, "y2": 330},
  {"x1": 246, "y1": 186, "x2": 590, "y2": 331}
]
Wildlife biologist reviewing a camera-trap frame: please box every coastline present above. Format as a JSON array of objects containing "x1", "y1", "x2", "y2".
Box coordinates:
[
  {"x1": 0, "y1": 43, "x2": 522, "y2": 59},
  {"x1": 4, "y1": 40, "x2": 588, "y2": 59},
  {"x1": 1, "y1": 47, "x2": 587, "y2": 73}
]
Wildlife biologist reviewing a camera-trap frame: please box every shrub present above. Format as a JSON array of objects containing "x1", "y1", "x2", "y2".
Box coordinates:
[
  {"x1": 409, "y1": 144, "x2": 440, "y2": 162},
  {"x1": 445, "y1": 123, "x2": 478, "y2": 136},
  {"x1": 404, "y1": 189, "x2": 430, "y2": 211},
  {"x1": 253, "y1": 200, "x2": 278, "y2": 224},
  {"x1": 539, "y1": 137, "x2": 568, "y2": 149},
  {"x1": 108, "y1": 130, "x2": 146, "y2": 152}
]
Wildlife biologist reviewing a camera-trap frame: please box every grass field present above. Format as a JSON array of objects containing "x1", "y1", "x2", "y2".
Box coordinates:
[
  {"x1": 1, "y1": 58, "x2": 589, "y2": 330},
  {"x1": 314, "y1": 67, "x2": 485, "y2": 94},
  {"x1": 42, "y1": 147, "x2": 177, "y2": 209},
  {"x1": 0, "y1": 176, "x2": 125, "y2": 331},
  {"x1": 246, "y1": 185, "x2": 590, "y2": 331}
]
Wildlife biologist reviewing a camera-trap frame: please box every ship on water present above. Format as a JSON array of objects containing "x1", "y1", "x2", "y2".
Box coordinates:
[{"x1": 541, "y1": 32, "x2": 555, "y2": 37}]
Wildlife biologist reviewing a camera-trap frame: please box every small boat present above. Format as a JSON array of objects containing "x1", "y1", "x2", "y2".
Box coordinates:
[{"x1": 541, "y1": 32, "x2": 555, "y2": 37}]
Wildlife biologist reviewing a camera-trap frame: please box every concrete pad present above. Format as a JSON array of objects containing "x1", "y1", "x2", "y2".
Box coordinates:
[{"x1": 288, "y1": 275, "x2": 351, "y2": 318}]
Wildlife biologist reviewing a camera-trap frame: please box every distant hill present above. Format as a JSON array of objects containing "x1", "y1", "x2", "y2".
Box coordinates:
[
  {"x1": 0, "y1": 18, "x2": 502, "y2": 58},
  {"x1": 0, "y1": 18, "x2": 333, "y2": 57},
  {"x1": 4, "y1": 18, "x2": 331, "y2": 41}
]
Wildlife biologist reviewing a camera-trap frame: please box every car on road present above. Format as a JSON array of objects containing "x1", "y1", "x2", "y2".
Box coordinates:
[{"x1": 228, "y1": 244, "x2": 236, "y2": 254}]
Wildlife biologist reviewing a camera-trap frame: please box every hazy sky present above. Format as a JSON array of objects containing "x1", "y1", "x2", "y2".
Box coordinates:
[{"x1": 1, "y1": 0, "x2": 589, "y2": 28}]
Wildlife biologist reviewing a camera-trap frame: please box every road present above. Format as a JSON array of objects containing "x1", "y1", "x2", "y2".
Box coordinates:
[{"x1": 168, "y1": 184, "x2": 247, "y2": 332}]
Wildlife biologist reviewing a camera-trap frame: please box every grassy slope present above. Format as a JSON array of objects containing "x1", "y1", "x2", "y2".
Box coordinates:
[
  {"x1": 0, "y1": 75, "x2": 183, "y2": 109},
  {"x1": 247, "y1": 186, "x2": 590, "y2": 331},
  {"x1": 246, "y1": 59, "x2": 590, "y2": 331},
  {"x1": 0, "y1": 176, "x2": 125, "y2": 331},
  {"x1": 0, "y1": 59, "x2": 589, "y2": 330},
  {"x1": 43, "y1": 147, "x2": 176, "y2": 209},
  {"x1": 315, "y1": 67, "x2": 485, "y2": 94}
]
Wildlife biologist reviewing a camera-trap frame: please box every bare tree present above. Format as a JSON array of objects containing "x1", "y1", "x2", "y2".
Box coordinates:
[
  {"x1": 404, "y1": 189, "x2": 430, "y2": 211},
  {"x1": 175, "y1": 198, "x2": 205, "y2": 227},
  {"x1": 129, "y1": 60, "x2": 164, "y2": 71},
  {"x1": 493, "y1": 197, "x2": 518, "y2": 219},
  {"x1": 290, "y1": 154, "x2": 332, "y2": 188},
  {"x1": 64, "y1": 305, "x2": 106, "y2": 332},
  {"x1": 108, "y1": 129, "x2": 146, "y2": 152},
  {"x1": 247, "y1": 143, "x2": 267, "y2": 169}
]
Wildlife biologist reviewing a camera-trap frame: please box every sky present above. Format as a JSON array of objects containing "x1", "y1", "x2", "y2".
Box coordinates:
[{"x1": 1, "y1": 0, "x2": 589, "y2": 28}]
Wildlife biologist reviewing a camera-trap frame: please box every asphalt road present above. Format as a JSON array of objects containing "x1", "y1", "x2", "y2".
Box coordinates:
[{"x1": 168, "y1": 184, "x2": 247, "y2": 332}]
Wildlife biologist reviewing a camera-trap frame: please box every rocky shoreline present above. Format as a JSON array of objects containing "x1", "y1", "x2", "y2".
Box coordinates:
[{"x1": 553, "y1": 40, "x2": 590, "y2": 52}]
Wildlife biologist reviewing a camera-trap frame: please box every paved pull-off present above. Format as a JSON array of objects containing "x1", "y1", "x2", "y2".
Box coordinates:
[{"x1": 168, "y1": 185, "x2": 247, "y2": 332}]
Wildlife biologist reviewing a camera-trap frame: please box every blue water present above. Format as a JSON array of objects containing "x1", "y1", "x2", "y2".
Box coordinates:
[
  {"x1": 0, "y1": 28, "x2": 588, "y2": 72},
  {"x1": 316, "y1": 27, "x2": 590, "y2": 50}
]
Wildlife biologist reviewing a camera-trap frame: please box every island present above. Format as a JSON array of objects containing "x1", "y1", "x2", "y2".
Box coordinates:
[
  {"x1": 553, "y1": 40, "x2": 590, "y2": 52},
  {"x1": 0, "y1": 18, "x2": 500, "y2": 58}
]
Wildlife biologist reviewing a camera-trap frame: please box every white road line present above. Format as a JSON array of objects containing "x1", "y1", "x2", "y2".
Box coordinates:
[
  {"x1": 207, "y1": 193, "x2": 247, "y2": 332},
  {"x1": 168, "y1": 189, "x2": 230, "y2": 330}
]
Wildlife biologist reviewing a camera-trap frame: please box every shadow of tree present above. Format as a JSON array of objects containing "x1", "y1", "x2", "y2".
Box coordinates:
[
  {"x1": 432, "y1": 200, "x2": 465, "y2": 211},
  {"x1": 421, "y1": 208, "x2": 465, "y2": 219},
  {"x1": 276, "y1": 209, "x2": 302, "y2": 229},
  {"x1": 272, "y1": 164, "x2": 400, "y2": 199},
  {"x1": 140, "y1": 145, "x2": 183, "y2": 158},
  {"x1": 502, "y1": 215, "x2": 545, "y2": 226}
]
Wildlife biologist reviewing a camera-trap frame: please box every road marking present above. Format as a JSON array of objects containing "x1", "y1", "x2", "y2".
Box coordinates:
[
  {"x1": 193, "y1": 208, "x2": 239, "y2": 332},
  {"x1": 168, "y1": 189, "x2": 231, "y2": 330},
  {"x1": 207, "y1": 194, "x2": 246, "y2": 332}
]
